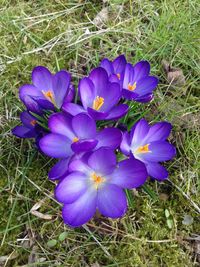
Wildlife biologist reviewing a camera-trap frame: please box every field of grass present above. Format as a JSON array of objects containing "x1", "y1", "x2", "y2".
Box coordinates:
[{"x1": 0, "y1": 0, "x2": 200, "y2": 266}]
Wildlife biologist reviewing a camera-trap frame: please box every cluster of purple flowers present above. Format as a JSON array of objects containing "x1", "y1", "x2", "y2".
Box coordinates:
[{"x1": 13, "y1": 55, "x2": 176, "y2": 227}]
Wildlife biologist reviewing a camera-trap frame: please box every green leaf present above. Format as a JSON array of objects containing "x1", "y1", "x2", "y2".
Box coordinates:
[
  {"x1": 165, "y1": 209, "x2": 170, "y2": 218},
  {"x1": 142, "y1": 184, "x2": 158, "y2": 200},
  {"x1": 125, "y1": 189, "x2": 135, "y2": 208},
  {"x1": 47, "y1": 239, "x2": 57, "y2": 247},
  {"x1": 166, "y1": 219, "x2": 173, "y2": 229},
  {"x1": 58, "y1": 232, "x2": 67, "y2": 242}
]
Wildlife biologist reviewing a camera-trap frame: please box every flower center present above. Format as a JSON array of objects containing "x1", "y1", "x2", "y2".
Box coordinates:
[
  {"x1": 91, "y1": 172, "x2": 105, "y2": 189},
  {"x1": 135, "y1": 144, "x2": 150, "y2": 154},
  {"x1": 128, "y1": 82, "x2": 137, "y2": 91},
  {"x1": 72, "y1": 137, "x2": 79, "y2": 143},
  {"x1": 30, "y1": 120, "x2": 37, "y2": 126},
  {"x1": 92, "y1": 96, "x2": 104, "y2": 111},
  {"x1": 42, "y1": 90, "x2": 56, "y2": 105},
  {"x1": 116, "y1": 73, "x2": 121, "y2": 80}
]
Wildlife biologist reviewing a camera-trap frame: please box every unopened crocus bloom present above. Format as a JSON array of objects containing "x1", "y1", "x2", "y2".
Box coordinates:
[
  {"x1": 122, "y1": 61, "x2": 159, "y2": 102},
  {"x1": 100, "y1": 54, "x2": 127, "y2": 85},
  {"x1": 55, "y1": 148, "x2": 148, "y2": 227},
  {"x1": 12, "y1": 111, "x2": 41, "y2": 138},
  {"x1": 120, "y1": 119, "x2": 176, "y2": 180},
  {"x1": 19, "y1": 66, "x2": 74, "y2": 113},
  {"x1": 63, "y1": 67, "x2": 129, "y2": 120},
  {"x1": 39, "y1": 112, "x2": 122, "y2": 179}
]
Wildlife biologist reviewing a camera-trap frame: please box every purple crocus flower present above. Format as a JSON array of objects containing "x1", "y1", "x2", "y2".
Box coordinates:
[
  {"x1": 100, "y1": 54, "x2": 127, "y2": 85},
  {"x1": 19, "y1": 66, "x2": 75, "y2": 113},
  {"x1": 55, "y1": 148, "x2": 148, "y2": 227},
  {"x1": 63, "y1": 67, "x2": 129, "y2": 120},
  {"x1": 122, "y1": 61, "x2": 159, "y2": 102},
  {"x1": 39, "y1": 112, "x2": 122, "y2": 179},
  {"x1": 120, "y1": 119, "x2": 176, "y2": 180},
  {"x1": 12, "y1": 111, "x2": 41, "y2": 138}
]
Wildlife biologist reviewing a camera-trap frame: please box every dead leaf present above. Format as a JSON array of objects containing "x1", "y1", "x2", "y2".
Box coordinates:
[
  {"x1": 91, "y1": 262, "x2": 101, "y2": 267},
  {"x1": 162, "y1": 60, "x2": 186, "y2": 86},
  {"x1": 93, "y1": 7, "x2": 109, "y2": 28},
  {"x1": 159, "y1": 193, "x2": 169, "y2": 201},
  {"x1": 30, "y1": 199, "x2": 53, "y2": 220},
  {"x1": 0, "y1": 251, "x2": 18, "y2": 263}
]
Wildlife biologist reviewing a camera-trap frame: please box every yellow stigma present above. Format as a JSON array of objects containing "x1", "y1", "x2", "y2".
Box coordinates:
[
  {"x1": 116, "y1": 73, "x2": 121, "y2": 80},
  {"x1": 30, "y1": 120, "x2": 37, "y2": 126},
  {"x1": 92, "y1": 96, "x2": 104, "y2": 111},
  {"x1": 91, "y1": 172, "x2": 105, "y2": 189},
  {"x1": 135, "y1": 144, "x2": 150, "y2": 154},
  {"x1": 72, "y1": 137, "x2": 79, "y2": 143},
  {"x1": 128, "y1": 82, "x2": 137, "y2": 91},
  {"x1": 42, "y1": 90, "x2": 56, "y2": 105}
]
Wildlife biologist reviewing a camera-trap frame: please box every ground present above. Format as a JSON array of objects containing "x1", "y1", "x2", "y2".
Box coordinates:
[{"x1": 0, "y1": 0, "x2": 200, "y2": 266}]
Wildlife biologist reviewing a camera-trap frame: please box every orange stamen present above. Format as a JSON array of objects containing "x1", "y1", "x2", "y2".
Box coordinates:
[
  {"x1": 92, "y1": 96, "x2": 104, "y2": 111},
  {"x1": 42, "y1": 90, "x2": 56, "y2": 105},
  {"x1": 72, "y1": 137, "x2": 79, "y2": 143},
  {"x1": 91, "y1": 172, "x2": 105, "y2": 189},
  {"x1": 116, "y1": 73, "x2": 121, "y2": 80},
  {"x1": 30, "y1": 120, "x2": 37, "y2": 126},
  {"x1": 135, "y1": 144, "x2": 150, "y2": 154},
  {"x1": 128, "y1": 82, "x2": 137, "y2": 91}
]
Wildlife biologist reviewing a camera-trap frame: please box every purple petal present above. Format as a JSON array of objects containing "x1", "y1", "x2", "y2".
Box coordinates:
[
  {"x1": 97, "y1": 184, "x2": 127, "y2": 218},
  {"x1": 69, "y1": 159, "x2": 91, "y2": 174},
  {"x1": 39, "y1": 133, "x2": 73, "y2": 158},
  {"x1": 146, "y1": 162, "x2": 168, "y2": 180},
  {"x1": 87, "y1": 107, "x2": 108, "y2": 120},
  {"x1": 20, "y1": 111, "x2": 36, "y2": 129},
  {"x1": 88, "y1": 148, "x2": 116, "y2": 175},
  {"x1": 63, "y1": 84, "x2": 75, "y2": 104},
  {"x1": 113, "y1": 54, "x2": 127, "y2": 74},
  {"x1": 108, "y1": 159, "x2": 147, "y2": 189},
  {"x1": 48, "y1": 158, "x2": 70, "y2": 180},
  {"x1": 133, "y1": 61, "x2": 150, "y2": 81},
  {"x1": 96, "y1": 128, "x2": 122, "y2": 150},
  {"x1": 134, "y1": 76, "x2": 159, "y2": 96},
  {"x1": 135, "y1": 93, "x2": 153, "y2": 103},
  {"x1": 144, "y1": 122, "x2": 172, "y2": 143},
  {"x1": 62, "y1": 103, "x2": 85, "y2": 116},
  {"x1": 120, "y1": 132, "x2": 131, "y2": 156},
  {"x1": 62, "y1": 188, "x2": 97, "y2": 227},
  {"x1": 72, "y1": 113, "x2": 96, "y2": 139},
  {"x1": 89, "y1": 68, "x2": 108, "y2": 97},
  {"x1": 122, "y1": 89, "x2": 138, "y2": 100},
  {"x1": 100, "y1": 58, "x2": 114, "y2": 76},
  {"x1": 48, "y1": 113, "x2": 74, "y2": 139},
  {"x1": 139, "y1": 141, "x2": 176, "y2": 162},
  {"x1": 71, "y1": 139, "x2": 98, "y2": 153},
  {"x1": 12, "y1": 126, "x2": 36, "y2": 138},
  {"x1": 55, "y1": 172, "x2": 88, "y2": 204},
  {"x1": 105, "y1": 104, "x2": 129, "y2": 120},
  {"x1": 53, "y1": 70, "x2": 71, "y2": 108},
  {"x1": 79, "y1": 77, "x2": 95, "y2": 109},
  {"x1": 130, "y1": 119, "x2": 149, "y2": 144},
  {"x1": 32, "y1": 66, "x2": 52, "y2": 91},
  {"x1": 123, "y1": 63, "x2": 134, "y2": 88}
]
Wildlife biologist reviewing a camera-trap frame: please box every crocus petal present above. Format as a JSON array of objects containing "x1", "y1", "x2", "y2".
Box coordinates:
[
  {"x1": 20, "y1": 111, "x2": 36, "y2": 129},
  {"x1": 123, "y1": 63, "x2": 134, "y2": 88},
  {"x1": 144, "y1": 122, "x2": 172, "y2": 143},
  {"x1": 48, "y1": 158, "x2": 70, "y2": 180},
  {"x1": 105, "y1": 104, "x2": 129, "y2": 120},
  {"x1": 12, "y1": 126, "x2": 36, "y2": 138},
  {"x1": 62, "y1": 188, "x2": 97, "y2": 227},
  {"x1": 48, "y1": 113, "x2": 74, "y2": 139},
  {"x1": 89, "y1": 67, "x2": 108, "y2": 97},
  {"x1": 79, "y1": 77, "x2": 95, "y2": 109},
  {"x1": 63, "y1": 84, "x2": 75, "y2": 103},
  {"x1": 88, "y1": 148, "x2": 116, "y2": 175},
  {"x1": 62, "y1": 103, "x2": 85, "y2": 116},
  {"x1": 87, "y1": 107, "x2": 108, "y2": 120},
  {"x1": 113, "y1": 54, "x2": 127, "y2": 74},
  {"x1": 100, "y1": 82, "x2": 121, "y2": 112},
  {"x1": 96, "y1": 128, "x2": 122, "y2": 150},
  {"x1": 71, "y1": 139, "x2": 98, "y2": 153},
  {"x1": 146, "y1": 162, "x2": 168, "y2": 180},
  {"x1": 134, "y1": 76, "x2": 159, "y2": 96},
  {"x1": 53, "y1": 70, "x2": 71, "y2": 108},
  {"x1": 108, "y1": 159, "x2": 147, "y2": 189},
  {"x1": 72, "y1": 113, "x2": 96, "y2": 139},
  {"x1": 100, "y1": 58, "x2": 114, "y2": 76},
  {"x1": 138, "y1": 141, "x2": 176, "y2": 162},
  {"x1": 120, "y1": 132, "x2": 131, "y2": 156},
  {"x1": 122, "y1": 89, "x2": 138, "y2": 100},
  {"x1": 133, "y1": 61, "x2": 150, "y2": 81},
  {"x1": 97, "y1": 184, "x2": 127, "y2": 218},
  {"x1": 69, "y1": 159, "x2": 91, "y2": 174},
  {"x1": 130, "y1": 119, "x2": 149, "y2": 144},
  {"x1": 39, "y1": 134, "x2": 72, "y2": 158},
  {"x1": 55, "y1": 172, "x2": 88, "y2": 204},
  {"x1": 32, "y1": 66, "x2": 52, "y2": 91}
]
